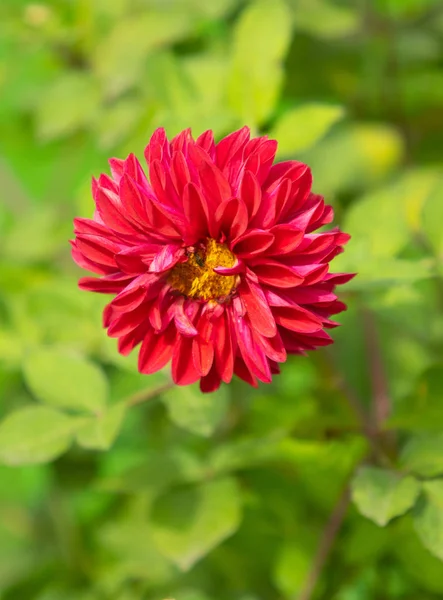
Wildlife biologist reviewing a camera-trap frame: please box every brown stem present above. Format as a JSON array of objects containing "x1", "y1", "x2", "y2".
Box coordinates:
[
  {"x1": 361, "y1": 309, "x2": 391, "y2": 430},
  {"x1": 322, "y1": 350, "x2": 376, "y2": 440},
  {"x1": 297, "y1": 486, "x2": 351, "y2": 600},
  {"x1": 322, "y1": 348, "x2": 393, "y2": 467},
  {"x1": 125, "y1": 381, "x2": 175, "y2": 408}
]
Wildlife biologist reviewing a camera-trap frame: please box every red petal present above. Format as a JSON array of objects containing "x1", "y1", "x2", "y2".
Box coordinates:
[
  {"x1": 196, "y1": 130, "x2": 216, "y2": 160},
  {"x1": 95, "y1": 185, "x2": 139, "y2": 236},
  {"x1": 192, "y1": 313, "x2": 214, "y2": 376},
  {"x1": 119, "y1": 174, "x2": 150, "y2": 228},
  {"x1": 253, "y1": 177, "x2": 292, "y2": 229},
  {"x1": 138, "y1": 324, "x2": 176, "y2": 375},
  {"x1": 73, "y1": 217, "x2": 119, "y2": 241},
  {"x1": 250, "y1": 260, "x2": 304, "y2": 288},
  {"x1": 288, "y1": 194, "x2": 325, "y2": 231},
  {"x1": 115, "y1": 245, "x2": 157, "y2": 274},
  {"x1": 325, "y1": 272, "x2": 356, "y2": 285},
  {"x1": 233, "y1": 311, "x2": 272, "y2": 383},
  {"x1": 171, "y1": 335, "x2": 200, "y2": 385},
  {"x1": 256, "y1": 330, "x2": 287, "y2": 363},
  {"x1": 149, "y1": 245, "x2": 184, "y2": 273},
  {"x1": 274, "y1": 305, "x2": 323, "y2": 333},
  {"x1": 200, "y1": 363, "x2": 222, "y2": 393},
  {"x1": 233, "y1": 356, "x2": 258, "y2": 387},
  {"x1": 170, "y1": 128, "x2": 193, "y2": 154},
  {"x1": 173, "y1": 298, "x2": 198, "y2": 337},
  {"x1": 214, "y1": 311, "x2": 234, "y2": 383},
  {"x1": 216, "y1": 126, "x2": 250, "y2": 172},
  {"x1": 192, "y1": 336, "x2": 214, "y2": 377},
  {"x1": 171, "y1": 150, "x2": 191, "y2": 197},
  {"x1": 240, "y1": 170, "x2": 262, "y2": 219},
  {"x1": 75, "y1": 235, "x2": 120, "y2": 268},
  {"x1": 149, "y1": 286, "x2": 174, "y2": 332},
  {"x1": 183, "y1": 182, "x2": 209, "y2": 243},
  {"x1": 144, "y1": 127, "x2": 171, "y2": 167},
  {"x1": 111, "y1": 275, "x2": 156, "y2": 311},
  {"x1": 149, "y1": 159, "x2": 182, "y2": 212},
  {"x1": 109, "y1": 158, "x2": 125, "y2": 183},
  {"x1": 266, "y1": 225, "x2": 303, "y2": 255},
  {"x1": 118, "y1": 321, "x2": 149, "y2": 356},
  {"x1": 264, "y1": 160, "x2": 309, "y2": 190},
  {"x1": 295, "y1": 263, "x2": 329, "y2": 285},
  {"x1": 71, "y1": 241, "x2": 114, "y2": 275},
  {"x1": 189, "y1": 144, "x2": 232, "y2": 213},
  {"x1": 238, "y1": 278, "x2": 276, "y2": 338},
  {"x1": 107, "y1": 303, "x2": 148, "y2": 338},
  {"x1": 213, "y1": 197, "x2": 248, "y2": 241},
  {"x1": 78, "y1": 276, "x2": 131, "y2": 294},
  {"x1": 244, "y1": 137, "x2": 278, "y2": 185},
  {"x1": 213, "y1": 260, "x2": 245, "y2": 275},
  {"x1": 232, "y1": 230, "x2": 275, "y2": 258}
]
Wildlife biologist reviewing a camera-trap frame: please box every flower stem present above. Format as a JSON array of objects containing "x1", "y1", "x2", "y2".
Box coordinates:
[
  {"x1": 125, "y1": 381, "x2": 175, "y2": 408},
  {"x1": 297, "y1": 485, "x2": 351, "y2": 600}
]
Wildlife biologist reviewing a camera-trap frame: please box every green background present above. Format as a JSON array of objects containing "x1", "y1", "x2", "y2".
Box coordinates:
[{"x1": 1, "y1": 0, "x2": 443, "y2": 598}]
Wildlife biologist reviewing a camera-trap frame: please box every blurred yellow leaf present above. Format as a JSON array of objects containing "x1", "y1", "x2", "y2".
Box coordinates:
[
  {"x1": 422, "y1": 177, "x2": 443, "y2": 258},
  {"x1": 271, "y1": 103, "x2": 344, "y2": 157},
  {"x1": 401, "y1": 169, "x2": 442, "y2": 231},
  {"x1": 306, "y1": 123, "x2": 404, "y2": 195},
  {"x1": 0, "y1": 407, "x2": 80, "y2": 466},
  {"x1": 35, "y1": 72, "x2": 101, "y2": 141},
  {"x1": 288, "y1": 0, "x2": 359, "y2": 39},
  {"x1": 228, "y1": 0, "x2": 292, "y2": 127},
  {"x1": 76, "y1": 401, "x2": 126, "y2": 450},
  {"x1": 92, "y1": 10, "x2": 193, "y2": 97}
]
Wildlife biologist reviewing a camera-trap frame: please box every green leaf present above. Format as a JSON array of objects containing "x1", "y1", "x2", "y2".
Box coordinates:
[
  {"x1": 76, "y1": 402, "x2": 126, "y2": 450},
  {"x1": 0, "y1": 406, "x2": 79, "y2": 465},
  {"x1": 394, "y1": 515, "x2": 443, "y2": 594},
  {"x1": 208, "y1": 435, "x2": 285, "y2": 475},
  {"x1": 150, "y1": 477, "x2": 242, "y2": 570},
  {"x1": 228, "y1": 0, "x2": 292, "y2": 126},
  {"x1": 1, "y1": 207, "x2": 64, "y2": 264},
  {"x1": 414, "y1": 480, "x2": 443, "y2": 561},
  {"x1": 388, "y1": 366, "x2": 443, "y2": 431},
  {"x1": 304, "y1": 124, "x2": 404, "y2": 195},
  {"x1": 333, "y1": 257, "x2": 434, "y2": 291},
  {"x1": 162, "y1": 384, "x2": 228, "y2": 437},
  {"x1": 400, "y1": 434, "x2": 443, "y2": 477},
  {"x1": 422, "y1": 177, "x2": 443, "y2": 258},
  {"x1": 94, "y1": 97, "x2": 143, "y2": 150},
  {"x1": 375, "y1": 0, "x2": 441, "y2": 19},
  {"x1": 92, "y1": 10, "x2": 193, "y2": 96},
  {"x1": 351, "y1": 466, "x2": 421, "y2": 526},
  {"x1": 271, "y1": 104, "x2": 344, "y2": 156},
  {"x1": 145, "y1": 52, "x2": 235, "y2": 140},
  {"x1": 288, "y1": 0, "x2": 359, "y2": 39},
  {"x1": 422, "y1": 480, "x2": 443, "y2": 507},
  {"x1": 97, "y1": 496, "x2": 176, "y2": 586},
  {"x1": 35, "y1": 72, "x2": 101, "y2": 141},
  {"x1": 342, "y1": 183, "x2": 410, "y2": 260},
  {"x1": 23, "y1": 347, "x2": 109, "y2": 414},
  {"x1": 273, "y1": 541, "x2": 316, "y2": 597},
  {"x1": 400, "y1": 169, "x2": 442, "y2": 232}
]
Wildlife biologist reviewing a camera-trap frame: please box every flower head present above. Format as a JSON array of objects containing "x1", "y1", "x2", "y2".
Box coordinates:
[{"x1": 71, "y1": 127, "x2": 353, "y2": 392}]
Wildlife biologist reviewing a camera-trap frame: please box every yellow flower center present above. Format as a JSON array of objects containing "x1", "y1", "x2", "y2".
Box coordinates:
[{"x1": 168, "y1": 238, "x2": 236, "y2": 301}]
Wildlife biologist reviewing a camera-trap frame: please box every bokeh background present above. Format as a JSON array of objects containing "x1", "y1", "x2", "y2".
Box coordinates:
[{"x1": 1, "y1": 0, "x2": 443, "y2": 598}]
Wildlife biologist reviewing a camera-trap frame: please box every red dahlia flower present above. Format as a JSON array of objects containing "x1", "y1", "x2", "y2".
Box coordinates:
[{"x1": 71, "y1": 127, "x2": 353, "y2": 392}]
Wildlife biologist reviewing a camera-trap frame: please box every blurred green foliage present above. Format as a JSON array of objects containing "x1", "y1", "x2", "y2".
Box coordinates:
[{"x1": 1, "y1": 0, "x2": 443, "y2": 598}]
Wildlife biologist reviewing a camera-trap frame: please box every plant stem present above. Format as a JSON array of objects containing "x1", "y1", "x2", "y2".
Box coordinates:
[
  {"x1": 322, "y1": 350, "x2": 381, "y2": 452},
  {"x1": 361, "y1": 308, "x2": 391, "y2": 429},
  {"x1": 125, "y1": 381, "x2": 175, "y2": 408},
  {"x1": 297, "y1": 486, "x2": 351, "y2": 600}
]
